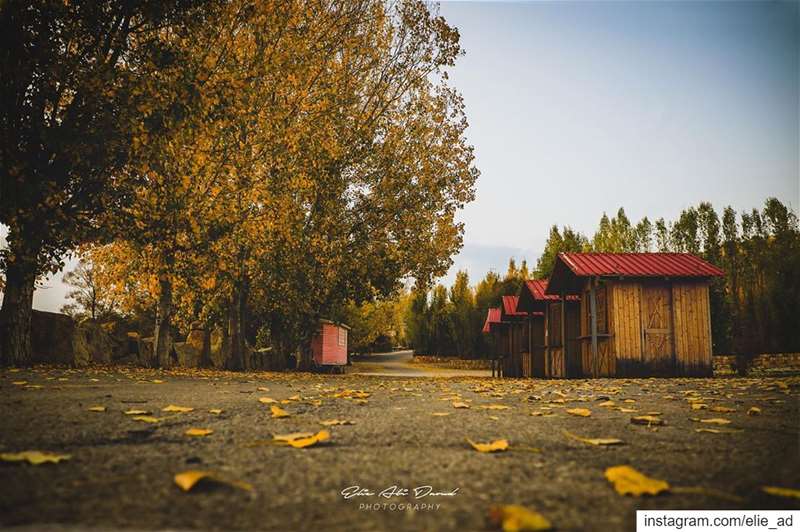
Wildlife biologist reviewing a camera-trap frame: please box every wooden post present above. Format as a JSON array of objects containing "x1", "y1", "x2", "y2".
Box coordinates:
[
  {"x1": 543, "y1": 305, "x2": 549, "y2": 377},
  {"x1": 560, "y1": 292, "x2": 566, "y2": 378},
  {"x1": 589, "y1": 278, "x2": 599, "y2": 378}
]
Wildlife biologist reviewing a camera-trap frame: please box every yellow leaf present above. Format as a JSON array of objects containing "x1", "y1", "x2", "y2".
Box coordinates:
[
  {"x1": 273, "y1": 432, "x2": 315, "y2": 441},
  {"x1": 152, "y1": 380, "x2": 164, "y2": 384},
  {"x1": 431, "y1": 412, "x2": 450, "y2": 417},
  {"x1": 174, "y1": 470, "x2": 253, "y2": 492},
  {"x1": 480, "y1": 404, "x2": 511, "y2": 410},
  {"x1": 489, "y1": 504, "x2": 552, "y2": 531},
  {"x1": 605, "y1": 465, "x2": 669, "y2": 496},
  {"x1": 88, "y1": 406, "x2": 106, "y2": 412},
  {"x1": 185, "y1": 428, "x2": 213, "y2": 437},
  {"x1": 257, "y1": 387, "x2": 269, "y2": 392},
  {"x1": 276, "y1": 430, "x2": 330, "y2": 449},
  {"x1": 695, "y1": 418, "x2": 731, "y2": 425},
  {"x1": 124, "y1": 409, "x2": 151, "y2": 415},
  {"x1": 320, "y1": 419, "x2": 354, "y2": 426},
  {"x1": 258, "y1": 397, "x2": 277, "y2": 404},
  {"x1": 132, "y1": 415, "x2": 160, "y2": 423},
  {"x1": 163, "y1": 405, "x2": 194, "y2": 413},
  {"x1": 209, "y1": 409, "x2": 223, "y2": 415},
  {"x1": 0, "y1": 451, "x2": 71, "y2": 465},
  {"x1": 762, "y1": 486, "x2": 800, "y2": 499},
  {"x1": 709, "y1": 406, "x2": 736, "y2": 413},
  {"x1": 467, "y1": 438, "x2": 509, "y2": 453},
  {"x1": 747, "y1": 407, "x2": 761, "y2": 416},
  {"x1": 631, "y1": 415, "x2": 664, "y2": 426},
  {"x1": 691, "y1": 403, "x2": 708, "y2": 410},
  {"x1": 566, "y1": 408, "x2": 591, "y2": 417},
  {"x1": 288, "y1": 395, "x2": 301, "y2": 401},
  {"x1": 270, "y1": 405, "x2": 290, "y2": 418},
  {"x1": 452, "y1": 402, "x2": 470, "y2": 409},
  {"x1": 598, "y1": 401, "x2": 615, "y2": 407},
  {"x1": 564, "y1": 430, "x2": 623, "y2": 446}
]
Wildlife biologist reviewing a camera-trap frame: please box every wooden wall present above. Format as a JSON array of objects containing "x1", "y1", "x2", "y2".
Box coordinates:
[
  {"x1": 544, "y1": 301, "x2": 581, "y2": 378},
  {"x1": 671, "y1": 281, "x2": 713, "y2": 376},
  {"x1": 579, "y1": 278, "x2": 713, "y2": 377}
]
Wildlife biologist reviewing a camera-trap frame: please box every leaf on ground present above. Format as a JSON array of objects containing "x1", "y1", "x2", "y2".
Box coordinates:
[
  {"x1": 695, "y1": 428, "x2": 742, "y2": 434},
  {"x1": 270, "y1": 405, "x2": 290, "y2": 418},
  {"x1": 747, "y1": 407, "x2": 762, "y2": 416},
  {"x1": 605, "y1": 465, "x2": 669, "y2": 496},
  {"x1": 151, "y1": 380, "x2": 165, "y2": 384},
  {"x1": 564, "y1": 430, "x2": 623, "y2": 446},
  {"x1": 691, "y1": 417, "x2": 731, "y2": 425},
  {"x1": 690, "y1": 403, "x2": 708, "y2": 410},
  {"x1": 124, "y1": 409, "x2": 151, "y2": 415},
  {"x1": 131, "y1": 415, "x2": 160, "y2": 423},
  {"x1": 431, "y1": 412, "x2": 450, "y2": 417},
  {"x1": 209, "y1": 409, "x2": 223, "y2": 415},
  {"x1": 162, "y1": 405, "x2": 193, "y2": 413},
  {"x1": 257, "y1": 387, "x2": 269, "y2": 392},
  {"x1": 87, "y1": 406, "x2": 106, "y2": 412},
  {"x1": 709, "y1": 406, "x2": 736, "y2": 413},
  {"x1": 320, "y1": 419, "x2": 354, "y2": 426},
  {"x1": 631, "y1": 415, "x2": 664, "y2": 426},
  {"x1": 258, "y1": 397, "x2": 277, "y2": 404},
  {"x1": 762, "y1": 486, "x2": 800, "y2": 499},
  {"x1": 0, "y1": 451, "x2": 71, "y2": 465},
  {"x1": 530, "y1": 411, "x2": 555, "y2": 417},
  {"x1": 452, "y1": 402, "x2": 470, "y2": 409},
  {"x1": 274, "y1": 430, "x2": 330, "y2": 449},
  {"x1": 598, "y1": 401, "x2": 615, "y2": 407},
  {"x1": 489, "y1": 504, "x2": 552, "y2": 531},
  {"x1": 618, "y1": 407, "x2": 638, "y2": 413},
  {"x1": 185, "y1": 428, "x2": 213, "y2": 437},
  {"x1": 480, "y1": 404, "x2": 511, "y2": 410},
  {"x1": 467, "y1": 438, "x2": 509, "y2": 453},
  {"x1": 174, "y1": 470, "x2": 252, "y2": 492},
  {"x1": 566, "y1": 408, "x2": 591, "y2": 417}
]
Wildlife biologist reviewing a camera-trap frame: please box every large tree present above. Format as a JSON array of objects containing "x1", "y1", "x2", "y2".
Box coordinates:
[{"x1": 0, "y1": 0, "x2": 212, "y2": 365}]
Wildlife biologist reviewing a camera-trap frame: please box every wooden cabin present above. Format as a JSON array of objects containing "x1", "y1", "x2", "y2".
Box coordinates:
[
  {"x1": 311, "y1": 319, "x2": 350, "y2": 372},
  {"x1": 517, "y1": 279, "x2": 580, "y2": 378},
  {"x1": 482, "y1": 307, "x2": 505, "y2": 376},
  {"x1": 546, "y1": 252, "x2": 724, "y2": 377},
  {"x1": 500, "y1": 295, "x2": 529, "y2": 377}
]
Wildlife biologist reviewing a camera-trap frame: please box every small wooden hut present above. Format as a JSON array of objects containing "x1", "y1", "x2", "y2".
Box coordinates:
[
  {"x1": 546, "y1": 252, "x2": 724, "y2": 377},
  {"x1": 500, "y1": 295, "x2": 529, "y2": 377},
  {"x1": 311, "y1": 319, "x2": 350, "y2": 372},
  {"x1": 482, "y1": 307, "x2": 505, "y2": 376},
  {"x1": 517, "y1": 279, "x2": 580, "y2": 378}
]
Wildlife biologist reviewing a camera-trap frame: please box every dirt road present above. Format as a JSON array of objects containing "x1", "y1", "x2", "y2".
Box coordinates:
[
  {"x1": 0, "y1": 366, "x2": 797, "y2": 531},
  {"x1": 351, "y1": 350, "x2": 492, "y2": 378}
]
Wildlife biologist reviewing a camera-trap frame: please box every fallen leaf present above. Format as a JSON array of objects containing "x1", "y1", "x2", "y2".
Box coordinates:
[
  {"x1": 151, "y1": 379, "x2": 164, "y2": 384},
  {"x1": 275, "y1": 430, "x2": 330, "y2": 449},
  {"x1": 162, "y1": 405, "x2": 193, "y2": 413},
  {"x1": 319, "y1": 419, "x2": 354, "y2": 426},
  {"x1": 605, "y1": 465, "x2": 669, "y2": 496},
  {"x1": 452, "y1": 402, "x2": 470, "y2": 409},
  {"x1": 258, "y1": 397, "x2": 277, "y2": 404},
  {"x1": 185, "y1": 428, "x2": 213, "y2": 437},
  {"x1": 431, "y1": 412, "x2": 450, "y2": 417},
  {"x1": 480, "y1": 404, "x2": 511, "y2": 410},
  {"x1": 690, "y1": 403, "x2": 708, "y2": 410},
  {"x1": 566, "y1": 408, "x2": 591, "y2": 417},
  {"x1": 631, "y1": 415, "x2": 665, "y2": 426},
  {"x1": 747, "y1": 407, "x2": 761, "y2": 416},
  {"x1": 693, "y1": 418, "x2": 732, "y2": 425},
  {"x1": 209, "y1": 409, "x2": 223, "y2": 415},
  {"x1": 257, "y1": 387, "x2": 269, "y2": 392},
  {"x1": 273, "y1": 431, "x2": 315, "y2": 441},
  {"x1": 270, "y1": 405, "x2": 290, "y2": 418},
  {"x1": 123, "y1": 409, "x2": 151, "y2": 415},
  {"x1": 489, "y1": 504, "x2": 551, "y2": 531},
  {"x1": 467, "y1": 438, "x2": 509, "y2": 453},
  {"x1": 709, "y1": 406, "x2": 736, "y2": 413},
  {"x1": 762, "y1": 486, "x2": 800, "y2": 499},
  {"x1": 131, "y1": 415, "x2": 160, "y2": 423},
  {"x1": 174, "y1": 470, "x2": 252, "y2": 492},
  {"x1": 564, "y1": 430, "x2": 623, "y2": 446},
  {"x1": 695, "y1": 428, "x2": 742, "y2": 434},
  {"x1": 0, "y1": 451, "x2": 71, "y2": 465},
  {"x1": 598, "y1": 401, "x2": 615, "y2": 407},
  {"x1": 87, "y1": 406, "x2": 106, "y2": 412}
]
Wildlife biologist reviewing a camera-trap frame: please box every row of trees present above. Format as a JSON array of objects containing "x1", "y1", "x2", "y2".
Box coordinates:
[
  {"x1": 0, "y1": 1, "x2": 479, "y2": 368},
  {"x1": 405, "y1": 198, "x2": 800, "y2": 357}
]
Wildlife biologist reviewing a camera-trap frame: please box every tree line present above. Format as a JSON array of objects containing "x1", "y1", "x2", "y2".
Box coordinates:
[
  {"x1": 0, "y1": 1, "x2": 479, "y2": 368},
  {"x1": 404, "y1": 198, "x2": 800, "y2": 359}
]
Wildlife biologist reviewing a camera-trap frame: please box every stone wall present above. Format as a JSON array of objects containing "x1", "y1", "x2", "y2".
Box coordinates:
[{"x1": 714, "y1": 353, "x2": 800, "y2": 374}]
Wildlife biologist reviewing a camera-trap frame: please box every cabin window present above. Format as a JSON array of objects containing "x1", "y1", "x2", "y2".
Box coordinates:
[
  {"x1": 338, "y1": 327, "x2": 347, "y2": 347},
  {"x1": 586, "y1": 284, "x2": 609, "y2": 335},
  {"x1": 548, "y1": 303, "x2": 562, "y2": 347}
]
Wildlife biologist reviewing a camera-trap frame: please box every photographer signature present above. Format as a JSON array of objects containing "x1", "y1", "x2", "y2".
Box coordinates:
[{"x1": 341, "y1": 485, "x2": 459, "y2": 500}]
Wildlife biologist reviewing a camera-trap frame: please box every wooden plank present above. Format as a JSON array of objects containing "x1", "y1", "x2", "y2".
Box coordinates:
[{"x1": 589, "y1": 280, "x2": 598, "y2": 378}]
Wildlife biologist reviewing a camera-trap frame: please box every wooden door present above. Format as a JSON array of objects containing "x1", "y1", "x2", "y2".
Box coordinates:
[{"x1": 641, "y1": 283, "x2": 674, "y2": 374}]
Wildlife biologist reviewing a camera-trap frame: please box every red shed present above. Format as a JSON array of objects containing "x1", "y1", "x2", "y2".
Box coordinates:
[{"x1": 311, "y1": 319, "x2": 350, "y2": 371}]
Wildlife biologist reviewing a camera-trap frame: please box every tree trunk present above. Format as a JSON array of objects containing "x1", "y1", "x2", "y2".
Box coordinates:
[
  {"x1": 153, "y1": 275, "x2": 174, "y2": 368},
  {"x1": 199, "y1": 323, "x2": 212, "y2": 368},
  {"x1": 0, "y1": 252, "x2": 37, "y2": 367}
]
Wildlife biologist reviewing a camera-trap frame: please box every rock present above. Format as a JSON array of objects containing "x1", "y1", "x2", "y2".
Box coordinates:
[
  {"x1": 174, "y1": 341, "x2": 201, "y2": 367},
  {"x1": 209, "y1": 326, "x2": 227, "y2": 368},
  {"x1": 138, "y1": 337, "x2": 155, "y2": 367},
  {"x1": 72, "y1": 320, "x2": 115, "y2": 366}
]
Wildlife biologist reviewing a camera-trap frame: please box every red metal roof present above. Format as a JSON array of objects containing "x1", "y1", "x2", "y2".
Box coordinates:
[
  {"x1": 558, "y1": 252, "x2": 725, "y2": 278},
  {"x1": 502, "y1": 295, "x2": 527, "y2": 317},
  {"x1": 482, "y1": 307, "x2": 502, "y2": 333},
  {"x1": 524, "y1": 279, "x2": 579, "y2": 301}
]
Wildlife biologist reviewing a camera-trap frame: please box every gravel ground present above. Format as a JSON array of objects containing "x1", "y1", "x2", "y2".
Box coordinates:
[{"x1": 0, "y1": 364, "x2": 797, "y2": 531}]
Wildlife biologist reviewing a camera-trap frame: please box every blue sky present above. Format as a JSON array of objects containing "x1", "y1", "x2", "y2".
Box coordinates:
[
  {"x1": 438, "y1": 0, "x2": 799, "y2": 285},
  {"x1": 3, "y1": 0, "x2": 799, "y2": 311}
]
